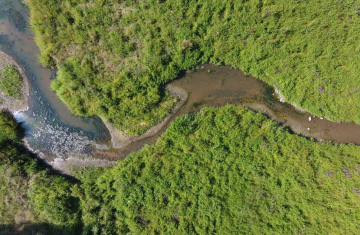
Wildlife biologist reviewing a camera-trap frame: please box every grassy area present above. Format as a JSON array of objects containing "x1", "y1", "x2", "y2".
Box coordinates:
[
  {"x1": 0, "y1": 65, "x2": 22, "y2": 99},
  {"x1": 26, "y1": 0, "x2": 360, "y2": 134},
  {"x1": 76, "y1": 106, "x2": 360, "y2": 234},
  {"x1": 2, "y1": 106, "x2": 360, "y2": 234},
  {"x1": 0, "y1": 111, "x2": 81, "y2": 234}
]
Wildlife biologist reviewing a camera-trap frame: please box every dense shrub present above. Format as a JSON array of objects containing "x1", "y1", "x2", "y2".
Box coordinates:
[
  {"x1": 0, "y1": 111, "x2": 81, "y2": 234},
  {"x1": 27, "y1": 0, "x2": 360, "y2": 134}
]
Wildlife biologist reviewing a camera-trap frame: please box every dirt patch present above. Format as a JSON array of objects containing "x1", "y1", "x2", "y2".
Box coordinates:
[{"x1": 0, "y1": 50, "x2": 29, "y2": 113}]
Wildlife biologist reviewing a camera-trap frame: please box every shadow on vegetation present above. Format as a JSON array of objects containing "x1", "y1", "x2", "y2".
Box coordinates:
[
  {"x1": 0, "y1": 222, "x2": 82, "y2": 235},
  {"x1": 0, "y1": 109, "x2": 79, "y2": 181}
]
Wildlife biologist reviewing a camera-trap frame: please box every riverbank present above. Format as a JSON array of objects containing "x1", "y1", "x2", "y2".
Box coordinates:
[
  {"x1": 273, "y1": 87, "x2": 307, "y2": 113},
  {"x1": 101, "y1": 84, "x2": 188, "y2": 149},
  {"x1": 0, "y1": 50, "x2": 29, "y2": 113},
  {"x1": 96, "y1": 64, "x2": 360, "y2": 162}
]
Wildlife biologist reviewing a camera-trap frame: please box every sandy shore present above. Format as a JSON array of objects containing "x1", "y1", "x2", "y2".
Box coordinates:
[
  {"x1": 0, "y1": 50, "x2": 29, "y2": 114},
  {"x1": 51, "y1": 157, "x2": 117, "y2": 175},
  {"x1": 273, "y1": 87, "x2": 306, "y2": 113},
  {"x1": 101, "y1": 83, "x2": 188, "y2": 149}
]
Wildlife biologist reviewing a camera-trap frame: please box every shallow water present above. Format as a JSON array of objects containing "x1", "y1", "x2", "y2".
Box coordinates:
[
  {"x1": 0, "y1": 0, "x2": 110, "y2": 162},
  {"x1": 1, "y1": 0, "x2": 360, "y2": 169}
]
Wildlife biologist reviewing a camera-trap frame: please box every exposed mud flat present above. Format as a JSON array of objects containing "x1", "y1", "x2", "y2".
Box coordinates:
[{"x1": 51, "y1": 157, "x2": 117, "y2": 175}]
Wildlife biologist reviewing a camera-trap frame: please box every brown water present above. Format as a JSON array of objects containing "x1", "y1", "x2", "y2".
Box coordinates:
[
  {"x1": 95, "y1": 65, "x2": 360, "y2": 161},
  {"x1": 1, "y1": 1, "x2": 360, "y2": 168}
]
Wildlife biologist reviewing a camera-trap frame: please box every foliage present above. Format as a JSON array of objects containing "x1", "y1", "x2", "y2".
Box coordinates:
[
  {"x1": 78, "y1": 106, "x2": 360, "y2": 234},
  {"x1": 0, "y1": 65, "x2": 22, "y2": 99},
  {"x1": 2, "y1": 106, "x2": 360, "y2": 233},
  {"x1": 26, "y1": 0, "x2": 360, "y2": 134},
  {"x1": 0, "y1": 112, "x2": 20, "y2": 143},
  {"x1": 29, "y1": 174, "x2": 80, "y2": 227},
  {"x1": 0, "y1": 111, "x2": 81, "y2": 234}
]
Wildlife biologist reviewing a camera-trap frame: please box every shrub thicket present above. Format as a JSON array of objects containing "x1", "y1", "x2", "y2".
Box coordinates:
[
  {"x1": 26, "y1": 0, "x2": 360, "y2": 134},
  {"x1": 0, "y1": 111, "x2": 81, "y2": 234},
  {"x1": 2, "y1": 106, "x2": 360, "y2": 233},
  {"x1": 78, "y1": 106, "x2": 360, "y2": 234}
]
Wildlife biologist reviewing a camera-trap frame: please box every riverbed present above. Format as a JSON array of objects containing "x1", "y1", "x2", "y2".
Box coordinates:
[{"x1": 1, "y1": 0, "x2": 360, "y2": 173}]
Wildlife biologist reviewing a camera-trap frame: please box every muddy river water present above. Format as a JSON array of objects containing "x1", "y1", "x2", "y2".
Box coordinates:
[
  {"x1": 99, "y1": 65, "x2": 360, "y2": 162},
  {"x1": 1, "y1": 1, "x2": 360, "y2": 171}
]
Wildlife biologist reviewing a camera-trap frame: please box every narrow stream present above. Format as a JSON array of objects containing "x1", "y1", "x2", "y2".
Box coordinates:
[
  {"x1": 1, "y1": 0, "x2": 360, "y2": 172},
  {"x1": 0, "y1": 0, "x2": 111, "y2": 166}
]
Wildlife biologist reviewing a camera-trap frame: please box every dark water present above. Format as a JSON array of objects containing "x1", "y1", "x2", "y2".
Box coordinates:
[
  {"x1": 1, "y1": 1, "x2": 360, "y2": 169},
  {"x1": 0, "y1": 0, "x2": 110, "y2": 162}
]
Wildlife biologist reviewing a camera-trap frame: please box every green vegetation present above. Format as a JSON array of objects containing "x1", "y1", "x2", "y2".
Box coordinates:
[
  {"x1": 0, "y1": 65, "x2": 22, "y2": 99},
  {"x1": 27, "y1": 0, "x2": 360, "y2": 134},
  {"x1": 5, "y1": 1, "x2": 360, "y2": 232},
  {"x1": 2, "y1": 106, "x2": 360, "y2": 234},
  {"x1": 74, "y1": 106, "x2": 360, "y2": 234},
  {"x1": 0, "y1": 111, "x2": 81, "y2": 234}
]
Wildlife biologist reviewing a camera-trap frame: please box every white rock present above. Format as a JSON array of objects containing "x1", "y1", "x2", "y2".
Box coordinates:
[{"x1": 308, "y1": 117, "x2": 312, "y2": 121}]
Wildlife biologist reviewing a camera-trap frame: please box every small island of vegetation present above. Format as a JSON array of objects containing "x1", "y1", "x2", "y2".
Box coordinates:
[
  {"x1": 0, "y1": 65, "x2": 22, "y2": 99},
  {"x1": 0, "y1": 51, "x2": 28, "y2": 113}
]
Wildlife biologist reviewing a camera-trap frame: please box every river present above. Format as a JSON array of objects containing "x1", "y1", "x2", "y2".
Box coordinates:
[
  {"x1": 0, "y1": 0, "x2": 113, "y2": 170},
  {"x1": 1, "y1": 0, "x2": 360, "y2": 173},
  {"x1": 96, "y1": 64, "x2": 360, "y2": 162}
]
